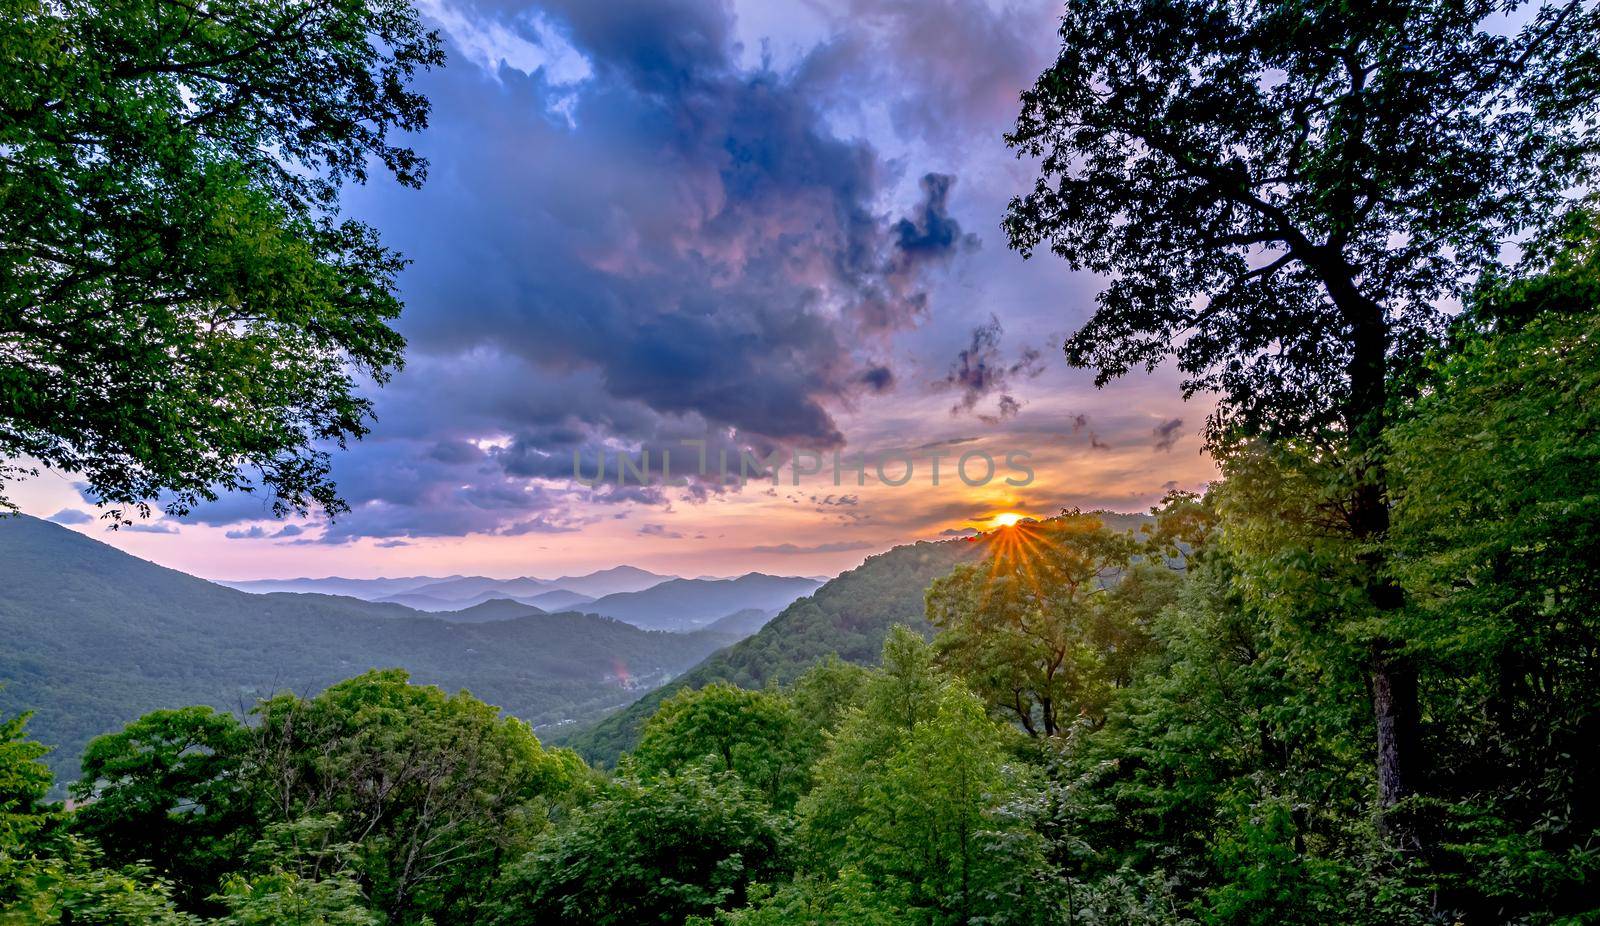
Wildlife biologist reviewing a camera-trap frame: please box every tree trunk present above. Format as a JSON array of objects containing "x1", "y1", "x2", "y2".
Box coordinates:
[{"x1": 1331, "y1": 271, "x2": 1423, "y2": 842}]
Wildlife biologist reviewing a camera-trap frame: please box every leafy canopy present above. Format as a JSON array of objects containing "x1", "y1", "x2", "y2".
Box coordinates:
[
  {"x1": 1005, "y1": 0, "x2": 1600, "y2": 445},
  {"x1": 0, "y1": 0, "x2": 443, "y2": 519}
]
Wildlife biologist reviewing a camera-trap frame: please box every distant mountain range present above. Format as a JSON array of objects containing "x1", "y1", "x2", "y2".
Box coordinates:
[
  {"x1": 220, "y1": 564, "x2": 670, "y2": 604},
  {"x1": 221, "y1": 564, "x2": 823, "y2": 633},
  {"x1": 582, "y1": 574, "x2": 823, "y2": 631},
  {"x1": 0, "y1": 516, "x2": 740, "y2": 788}
]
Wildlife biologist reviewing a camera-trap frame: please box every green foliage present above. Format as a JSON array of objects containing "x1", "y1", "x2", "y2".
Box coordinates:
[
  {"x1": 0, "y1": 712, "x2": 53, "y2": 856},
  {"x1": 632, "y1": 684, "x2": 810, "y2": 808},
  {"x1": 0, "y1": 514, "x2": 732, "y2": 789},
  {"x1": 211, "y1": 817, "x2": 379, "y2": 926},
  {"x1": 252, "y1": 670, "x2": 588, "y2": 922},
  {"x1": 4, "y1": 842, "x2": 204, "y2": 926},
  {"x1": 490, "y1": 768, "x2": 792, "y2": 926},
  {"x1": 0, "y1": 0, "x2": 444, "y2": 518},
  {"x1": 1387, "y1": 267, "x2": 1600, "y2": 920},
  {"x1": 792, "y1": 629, "x2": 1059, "y2": 926},
  {"x1": 60, "y1": 670, "x2": 588, "y2": 925},
  {"x1": 72, "y1": 707, "x2": 255, "y2": 912},
  {"x1": 926, "y1": 512, "x2": 1171, "y2": 735}
]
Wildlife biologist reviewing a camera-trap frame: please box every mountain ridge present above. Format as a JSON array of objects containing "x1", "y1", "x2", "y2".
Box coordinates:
[{"x1": 0, "y1": 516, "x2": 734, "y2": 788}]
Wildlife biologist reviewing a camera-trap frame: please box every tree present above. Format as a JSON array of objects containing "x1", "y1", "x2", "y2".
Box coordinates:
[
  {"x1": 1386, "y1": 215, "x2": 1600, "y2": 920},
  {"x1": 1005, "y1": 0, "x2": 1600, "y2": 826},
  {"x1": 72, "y1": 707, "x2": 258, "y2": 913},
  {"x1": 490, "y1": 769, "x2": 792, "y2": 926},
  {"x1": 795, "y1": 628, "x2": 1058, "y2": 926},
  {"x1": 250, "y1": 670, "x2": 587, "y2": 923},
  {"x1": 0, "y1": 711, "x2": 54, "y2": 861},
  {"x1": 0, "y1": 0, "x2": 443, "y2": 520},
  {"x1": 66, "y1": 670, "x2": 588, "y2": 924},
  {"x1": 925, "y1": 513, "x2": 1159, "y2": 736},
  {"x1": 631, "y1": 684, "x2": 811, "y2": 809},
  {"x1": 211, "y1": 817, "x2": 380, "y2": 926}
]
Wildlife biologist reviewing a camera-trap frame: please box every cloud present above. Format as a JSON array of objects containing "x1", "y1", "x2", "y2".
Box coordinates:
[
  {"x1": 790, "y1": 0, "x2": 1058, "y2": 147},
  {"x1": 289, "y1": 0, "x2": 998, "y2": 541},
  {"x1": 750, "y1": 540, "x2": 877, "y2": 554},
  {"x1": 46, "y1": 508, "x2": 93, "y2": 525},
  {"x1": 939, "y1": 315, "x2": 1045, "y2": 421},
  {"x1": 170, "y1": 492, "x2": 284, "y2": 526},
  {"x1": 416, "y1": 0, "x2": 591, "y2": 101},
  {"x1": 860, "y1": 365, "x2": 896, "y2": 393},
  {"x1": 939, "y1": 527, "x2": 980, "y2": 537},
  {"x1": 1153, "y1": 418, "x2": 1185, "y2": 453},
  {"x1": 224, "y1": 524, "x2": 306, "y2": 540},
  {"x1": 122, "y1": 521, "x2": 179, "y2": 534},
  {"x1": 810, "y1": 493, "x2": 859, "y2": 506},
  {"x1": 638, "y1": 522, "x2": 685, "y2": 539}
]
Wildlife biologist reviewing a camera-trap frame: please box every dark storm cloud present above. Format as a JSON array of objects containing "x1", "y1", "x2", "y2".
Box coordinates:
[
  {"x1": 939, "y1": 315, "x2": 1045, "y2": 421},
  {"x1": 1153, "y1": 418, "x2": 1185, "y2": 453},
  {"x1": 891, "y1": 174, "x2": 979, "y2": 263},
  {"x1": 272, "y1": 0, "x2": 1004, "y2": 541},
  {"x1": 183, "y1": 0, "x2": 1042, "y2": 542},
  {"x1": 363, "y1": 4, "x2": 980, "y2": 450},
  {"x1": 860, "y1": 365, "x2": 896, "y2": 393}
]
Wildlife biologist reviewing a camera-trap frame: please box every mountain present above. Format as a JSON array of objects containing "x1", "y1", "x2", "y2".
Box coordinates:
[
  {"x1": 700, "y1": 607, "x2": 779, "y2": 638},
  {"x1": 217, "y1": 575, "x2": 458, "y2": 597},
  {"x1": 440, "y1": 599, "x2": 548, "y2": 622},
  {"x1": 558, "y1": 536, "x2": 988, "y2": 763},
  {"x1": 560, "y1": 513, "x2": 1159, "y2": 763},
  {"x1": 402, "y1": 575, "x2": 557, "y2": 601},
  {"x1": 547, "y1": 565, "x2": 673, "y2": 598},
  {"x1": 221, "y1": 567, "x2": 675, "y2": 609},
  {"x1": 524, "y1": 589, "x2": 597, "y2": 611},
  {"x1": 0, "y1": 516, "x2": 734, "y2": 787},
  {"x1": 375, "y1": 588, "x2": 554, "y2": 612},
  {"x1": 583, "y1": 574, "x2": 825, "y2": 632}
]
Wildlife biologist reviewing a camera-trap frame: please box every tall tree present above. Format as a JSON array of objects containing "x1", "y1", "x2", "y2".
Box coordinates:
[
  {"x1": 924, "y1": 513, "x2": 1163, "y2": 736},
  {"x1": 1005, "y1": 0, "x2": 1600, "y2": 828},
  {"x1": 0, "y1": 0, "x2": 443, "y2": 521}
]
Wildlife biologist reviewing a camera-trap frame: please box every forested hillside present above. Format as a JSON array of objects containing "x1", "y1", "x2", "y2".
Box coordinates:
[
  {"x1": 561, "y1": 534, "x2": 990, "y2": 762},
  {"x1": 0, "y1": 516, "x2": 734, "y2": 785}
]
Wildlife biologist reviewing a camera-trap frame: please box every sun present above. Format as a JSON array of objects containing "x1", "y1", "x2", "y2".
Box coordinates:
[{"x1": 990, "y1": 511, "x2": 1026, "y2": 528}]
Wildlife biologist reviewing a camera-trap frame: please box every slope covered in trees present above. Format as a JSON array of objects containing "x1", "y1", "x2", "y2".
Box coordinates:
[
  {"x1": 565, "y1": 513, "x2": 1156, "y2": 763},
  {"x1": 560, "y1": 535, "x2": 989, "y2": 762},
  {"x1": 0, "y1": 516, "x2": 734, "y2": 786}
]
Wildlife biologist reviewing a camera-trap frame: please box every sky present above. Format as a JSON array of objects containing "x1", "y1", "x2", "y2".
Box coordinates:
[{"x1": 12, "y1": 0, "x2": 1217, "y2": 580}]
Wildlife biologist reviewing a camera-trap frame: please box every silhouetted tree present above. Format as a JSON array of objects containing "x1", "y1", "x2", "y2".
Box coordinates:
[
  {"x1": 0, "y1": 0, "x2": 443, "y2": 520},
  {"x1": 1005, "y1": 0, "x2": 1600, "y2": 834}
]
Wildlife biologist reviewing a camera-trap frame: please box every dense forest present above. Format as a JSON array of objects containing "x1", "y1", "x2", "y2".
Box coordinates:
[
  {"x1": 6, "y1": 0, "x2": 1600, "y2": 922},
  {"x1": 5, "y1": 246, "x2": 1600, "y2": 919},
  {"x1": 6, "y1": 318, "x2": 1600, "y2": 921}
]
